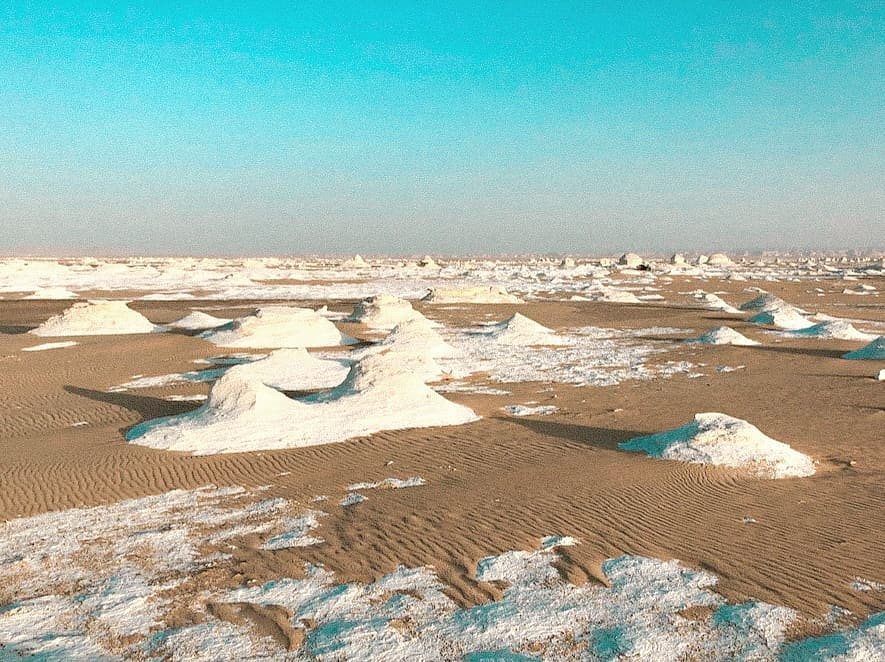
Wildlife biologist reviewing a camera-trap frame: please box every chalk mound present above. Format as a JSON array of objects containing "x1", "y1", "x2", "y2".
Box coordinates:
[
  {"x1": 842, "y1": 283, "x2": 876, "y2": 295},
  {"x1": 748, "y1": 307, "x2": 814, "y2": 330},
  {"x1": 741, "y1": 294, "x2": 812, "y2": 329},
  {"x1": 201, "y1": 307, "x2": 357, "y2": 348},
  {"x1": 168, "y1": 311, "x2": 232, "y2": 331},
  {"x1": 127, "y1": 358, "x2": 478, "y2": 454},
  {"x1": 588, "y1": 286, "x2": 642, "y2": 304},
  {"x1": 353, "y1": 317, "x2": 460, "y2": 383},
  {"x1": 486, "y1": 313, "x2": 567, "y2": 346},
  {"x1": 843, "y1": 336, "x2": 885, "y2": 360},
  {"x1": 417, "y1": 255, "x2": 440, "y2": 268},
  {"x1": 338, "y1": 348, "x2": 447, "y2": 387},
  {"x1": 707, "y1": 253, "x2": 733, "y2": 267},
  {"x1": 618, "y1": 252, "x2": 644, "y2": 268},
  {"x1": 789, "y1": 320, "x2": 877, "y2": 342},
  {"x1": 694, "y1": 292, "x2": 740, "y2": 314},
  {"x1": 30, "y1": 300, "x2": 162, "y2": 336},
  {"x1": 422, "y1": 286, "x2": 521, "y2": 304},
  {"x1": 685, "y1": 326, "x2": 759, "y2": 346},
  {"x1": 225, "y1": 348, "x2": 350, "y2": 391},
  {"x1": 378, "y1": 317, "x2": 458, "y2": 359},
  {"x1": 23, "y1": 287, "x2": 78, "y2": 300},
  {"x1": 739, "y1": 293, "x2": 795, "y2": 313},
  {"x1": 346, "y1": 294, "x2": 426, "y2": 330},
  {"x1": 619, "y1": 413, "x2": 815, "y2": 479},
  {"x1": 341, "y1": 254, "x2": 368, "y2": 268}
]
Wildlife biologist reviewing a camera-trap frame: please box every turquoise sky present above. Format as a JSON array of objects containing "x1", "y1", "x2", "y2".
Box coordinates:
[{"x1": 1, "y1": 2, "x2": 882, "y2": 255}]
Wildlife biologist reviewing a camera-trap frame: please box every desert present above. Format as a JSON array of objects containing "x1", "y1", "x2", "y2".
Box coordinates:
[{"x1": 1, "y1": 254, "x2": 883, "y2": 659}]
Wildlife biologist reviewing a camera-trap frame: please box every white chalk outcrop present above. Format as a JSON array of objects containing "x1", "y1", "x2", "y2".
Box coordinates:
[
  {"x1": 21, "y1": 341, "x2": 79, "y2": 351},
  {"x1": 789, "y1": 320, "x2": 877, "y2": 342},
  {"x1": 741, "y1": 293, "x2": 812, "y2": 330},
  {"x1": 346, "y1": 294, "x2": 426, "y2": 330},
  {"x1": 748, "y1": 307, "x2": 814, "y2": 330},
  {"x1": 693, "y1": 292, "x2": 741, "y2": 314},
  {"x1": 619, "y1": 413, "x2": 815, "y2": 479},
  {"x1": 485, "y1": 313, "x2": 567, "y2": 346},
  {"x1": 30, "y1": 300, "x2": 162, "y2": 336},
  {"x1": 618, "y1": 252, "x2": 644, "y2": 268},
  {"x1": 224, "y1": 348, "x2": 350, "y2": 391},
  {"x1": 126, "y1": 354, "x2": 478, "y2": 454},
  {"x1": 200, "y1": 307, "x2": 357, "y2": 348},
  {"x1": 353, "y1": 317, "x2": 460, "y2": 383},
  {"x1": 739, "y1": 293, "x2": 788, "y2": 312},
  {"x1": 707, "y1": 253, "x2": 733, "y2": 267},
  {"x1": 843, "y1": 336, "x2": 885, "y2": 360},
  {"x1": 842, "y1": 283, "x2": 877, "y2": 295},
  {"x1": 587, "y1": 286, "x2": 642, "y2": 304},
  {"x1": 23, "y1": 287, "x2": 78, "y2": 300},
  {"x1": 341, "y1": 254, "x2": 368, "y2": 268},
  {"x1": 685, "y1": 326, "x2": 759, "y2": 346},
  {"x1": 421, "y1": 286, "x2": 521, "y2": 304},
  {"x1": 417, "y1": 255, "x2": 440, "y2": 269},
  {"x1": 377, "y1": 317, "x2": 457, "y2": 358},
  {"x1": 168, "y1": 311, "x2": 232, "y2": 331}
]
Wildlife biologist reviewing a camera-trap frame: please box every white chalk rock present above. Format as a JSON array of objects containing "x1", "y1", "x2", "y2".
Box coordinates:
[
  {"x1": 201, "y1": 307, "x2": 357, "y2": 348},
  {"x1": 31, "y1": 300, "x2": 162, "y2": 336},
  {"x1": 620, "y1": 413, "x2": 815, "y2": 479}
]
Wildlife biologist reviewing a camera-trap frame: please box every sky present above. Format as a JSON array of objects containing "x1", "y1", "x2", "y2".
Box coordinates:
[{"x1": 0, "y1": 2, "x2": 882, "y2": 256}]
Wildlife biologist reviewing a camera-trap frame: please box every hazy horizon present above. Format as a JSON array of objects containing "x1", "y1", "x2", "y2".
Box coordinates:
[{"x1": 1, "y1": 3, "x2": 882, "y2": 254}]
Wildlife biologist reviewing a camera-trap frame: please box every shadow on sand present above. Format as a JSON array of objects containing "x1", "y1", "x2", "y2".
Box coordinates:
[
  {"x1": 743, "y1": 344, "x2": 849, "y2": 360},
  {"x1": 498, "y1": 416, "x2": 644, "y2": 451},
  {"x1": 64, "y1": 386, "x2": 200, "y2": 432},
  {"x1": 0, "y1": 325, "x2": 37, "y2": 334}
]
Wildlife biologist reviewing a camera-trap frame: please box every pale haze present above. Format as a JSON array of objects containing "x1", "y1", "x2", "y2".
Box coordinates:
[{"x1": 1, "y1": 3, "x2": 882, "y2": 255}]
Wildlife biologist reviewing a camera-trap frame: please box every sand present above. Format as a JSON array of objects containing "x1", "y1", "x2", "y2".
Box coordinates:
[{"x1": 0, "y1": 270, "x2": 883, "y2": 657}]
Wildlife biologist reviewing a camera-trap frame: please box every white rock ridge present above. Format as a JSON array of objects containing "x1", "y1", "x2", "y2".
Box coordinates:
[
  {"x1": 620, "y1": 413, "x2": 815, "y2": 479},
  {"x1": 23, "y1": 286, "x2": 78, "y2": 299},
  {"x1": 127, "y1": 356, "x2": 478, "y2": 454},
  {"x1": 422, "y1": 286, "x2": 522, "y2": 304},
  {"x1": 21, "y1": 341, "x2": 79, "y2": 351}
]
